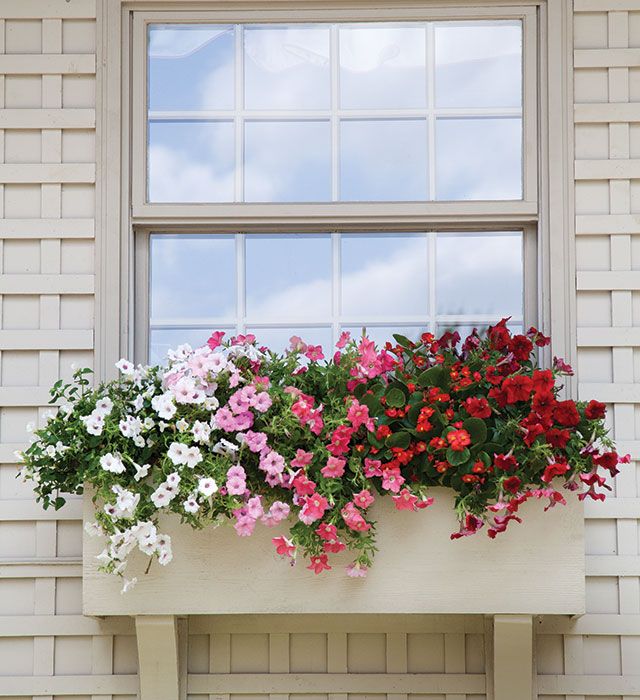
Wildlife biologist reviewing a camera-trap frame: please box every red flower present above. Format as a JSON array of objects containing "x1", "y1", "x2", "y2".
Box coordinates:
[
  {"x1": 532, "y1": 389, "x2": 556, "y2": 417},
  {"x1": 594, "y1": 451, "x2": 621, "y2": 475},
  {"x1": 485, "y1": 366, "x2": 504, "y2": 385},
  {"x1": 464, "y1": 396, "x2": 491, "y2": 419},
  {"x1": 546, "y1": 428, "x2": 570, "y2": 449},
  {"x1": 502, "y1": 375, "x2": 533, "y2": 403},
  {"x1": 307, "y1": 554, "x2": 331, "y2": 574},
  {"x1": 488, "y1": 386, "x2": 509, "y2": 408},
  {"x1": 522, "y1": 422, "x2": 545, "y2": 447},
  {"x1": 494, "y1": 453, "x2": 518, "y2": 472},
  {"x1": 532, "y1": 369, "x2": 554, "y2": 394},
  {"x1": 527, "y1": 326, "x2": 551, "y2": 347},
  {"x1": 488, "y1": 320, "x2": 512, "y2": 351},
  {"x1": 446, "y1": 429, "x2": 471, "y2": 451},
  {"x1": 503, "y1": 475, "x2": 522, "y2": 493},
  {"x1": 511, "y1": 334, "x2": 534, "y2": 361},
  {"x1": 554, "y1": 400, "x2": 580, "y2": 427},
  {"x1": 541, "y1": 461, "x2": 570, "y2": 483},
  {"x1": 585, "y1": 399, "x2": 606, "y2": 420}
]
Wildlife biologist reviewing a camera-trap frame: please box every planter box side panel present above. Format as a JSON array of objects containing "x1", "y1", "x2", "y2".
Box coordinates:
[{"x1": 83, "y1": 488, "x2": 585, "y2": 616}]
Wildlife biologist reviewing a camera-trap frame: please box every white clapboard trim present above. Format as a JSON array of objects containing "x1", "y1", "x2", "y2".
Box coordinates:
[
  {"x1": 0, "y1": 273, "x2": 94, "y2": 294},
  {"x1": 0, "y1": 108, "x2": 95, "y2": 129},
  {"x1": 577, "y1": 271, "x2": 640, "y2": 290},
  {"x1": 0, "y1": 0, "x2": 97, "y2": 18},
  {"x1": 0, "y1": 329, "x2": 93, "y2": 350},
  {"x1": 585, "y1": 555, "x2": 640, "y2": 576},
  {"x1": 0, "y1": 218, "x2": 94, "y2": 238},
  {"x1": 577, "y1": 327, "x2": 640, "y2": 346},
  {"x1": 189, "y1": 615, "x2": 486, "y2": 635},
  {"x1": 578, "y1": 382, "x2": 640, "y2": 403},
  {"x1": 186, "y1": 673, "x2": 486, "y2": 695},
  {"x1": 0, "y1": 499, "x2": 82, "y2": 521},
  {"x1": 0, "y1": 163, "x2": 95, "y2": 183},
  {"x1": 0, "y1": 559, "x2": 81, "y2": 578},
  {"x1": 0, "y1": 443, "x2": 23, "y2": 462},
  {"x1": 538, "y1": 613, "x2": 640, "y2": 635},
  {"x1": 575, "y1": 102, "x2": 640, "y2": 123},
  {"x1": 574, "y1": 158, "x2": 640, "y2": 179},
  {"x1": 536, "y1": 674, "x2": 640, "y2": 694},
  {"x1": 575, "y1": 0, "x2": 640, "y2": 10},
  {"x1": 584, "y1": 498, "x2": 640, "y2": 519},
  {"x1": 0, "y1": 674, "x2": 137, "y2": 697},
  {"x1": 576, "y1": 214, "x2": 640, "y2": 234},
  {"x1": 574, "y1": 48, "x2": 640, "y2": 68},
  {"x1": 0, "y1": 387, "x2": 56, "y2": 407},
  {"x1": 0, "y1": 53, "x2": 95, "y2": 75},
  {"x1": 0, "y1": 614, "x2": 133, "y2": 637}
]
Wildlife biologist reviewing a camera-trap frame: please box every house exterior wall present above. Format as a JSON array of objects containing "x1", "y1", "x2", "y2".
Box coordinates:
[{"x1": 0, "y1": 1, "x2": 637, "y2": 699}]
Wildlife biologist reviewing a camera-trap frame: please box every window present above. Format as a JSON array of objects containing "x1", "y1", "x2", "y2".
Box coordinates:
[{"x1": 130, "y1": 7, "x2": 539, "y2": 364}]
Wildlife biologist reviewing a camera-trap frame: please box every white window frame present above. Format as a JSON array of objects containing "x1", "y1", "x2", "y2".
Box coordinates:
[{"x1": 95, "y1": 0, "x2": 575, "y2": 396}]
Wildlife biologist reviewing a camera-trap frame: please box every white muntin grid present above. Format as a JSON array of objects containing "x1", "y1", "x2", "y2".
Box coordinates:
[
  {"x1": 146, "y1": 230, "x2": 526, "y2": 361},
  {"x1": 145, "y1": 20, "x2": 523, "y2": 204}
]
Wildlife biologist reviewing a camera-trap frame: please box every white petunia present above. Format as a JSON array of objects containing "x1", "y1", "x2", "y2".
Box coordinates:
[
  {"x1": 151, "y1": 393, "x2": 177, "y2": 420},
  {"x1": 133, "y1": 435, "x2": 145, "y2": 448},
  {"x1": 82, "y1": 411, "x2": 105, "y2": 436},
  {"x1": 204, "y1": 395, "x2": 219, "y2": 412},
  {"x1": 84, "y1": 521, "x2": 102, "y2": 537},
  {"x1": 183, "y1": 497, "x2": 199, "y2": 514},
  {"x1": 131, "y1": 521, "x2": 157, "y2": 555},
  {"x1": 150, "y1": 486, "x2": 171, "y2": 508},
  {"x1": 198, "y1": 477, "x2": 218, "y2": 497},
  {"x1": 167, "y1": 442, "x2": 187, "y2": 466},
  {"x1": 121, "y1": 577, "x2": 138, "y2": 594},
  {"x1": 172, "y1": 376, "x2": 198, "y2": 404},
  {"x1": 156, "y1": 534, "x2": 173, "y2": 565},
  {"x1": 192, "y1": 420, "x2": 211, "y2": 444},
  {"x1": 115, "y1": 489, "x2": 140, "y2": 517},
  {"x1": 54, "y1": 441, "x2": 68, "y2": 454},
  {"x1": 212, "y1": 439, "x2": 239, "y2": 457},
  {"x1": 100, "y1": 452, "x2": 126, "y2": 474},
  {"x1": 94, "y1": 397, "x2": 113, "y2": 416},
  {"x1": 133, "y1": 462, "x2": 150, "y2": 482},
  {"x1": 176, "y1": 418, "x2": 189, "y2": 433},
  {"x1": 184, "y1": 446, "x2": 203, "y2": 469},
  {"x1": 165, "y1": 472, "x2": 181, "y2": 488},
  {"x1": 45, "y1": 444, "x2": 57, "y2": 458},
  {"x1": 115, "y1": 358, "x2": 135, "y2": 375},
  {"x1": 130, "y1": 394, "x2": 144, "y2": 412}
]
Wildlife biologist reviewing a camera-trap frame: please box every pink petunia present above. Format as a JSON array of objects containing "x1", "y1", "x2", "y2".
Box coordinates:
[
  {"x1": 321, "y1": 456, "x2": 346, "y2": 478},
  {"x1": 273, "y1": 535, "x2": 296, "y2": 558},
  {"x1": 353, "y1": 489, "x2": 374, "y2": 509},
  {"x1": 392, "y1": 488, "x2": 418, "y2": 511},
  {"x1": 243, "y1": 430, "x2": 268, "y2": 453},
  {"x1": 307, "y1": 554, "x2": 331, "y2": 574},
  {"x1": 305, "y1": 345, "x2": 325, "y2": 362},
  {"x1": 234, "y1": 516, "x2": 256, "y2": 537},
  {"x1": 336, "y1": 330, "x2": 351, "y2": 349},
  {"x1": 347, "y1": 399, "x2": 374, "y2": 432},
  {"x1": 291, "y1": 449, "x2": 313, "y2": 468},
  {"x1": 299, "y1": 492, "x2": 329, "y2": 524},
  {"x1": 207, "y1": 330, "x2": 225, "y2": 350},
  {"x1": 252, "y1": 392, "x2": 272, "y2": 413},
  {"x1": 259, "y1": 450, "x2": 285, "y2": 476},
  {"x1": 226, "y1": 475, "x2": 247, "y2": 496},
  {"x1": 381, "y1": 467, "x2": 405, "y2": 494},
  {"x1": 346, "y1": 562, "x2": 368, "y2": 578}
]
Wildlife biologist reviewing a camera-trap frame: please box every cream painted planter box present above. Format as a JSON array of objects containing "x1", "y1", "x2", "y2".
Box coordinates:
[{"x1": 83, "y1": 487, "x2": 585, "y2": 616}]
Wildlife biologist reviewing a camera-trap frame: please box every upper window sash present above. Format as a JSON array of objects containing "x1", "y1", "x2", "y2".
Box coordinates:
[{"x1": 130, "y1": 5, "x2": 538, "y2": 223}]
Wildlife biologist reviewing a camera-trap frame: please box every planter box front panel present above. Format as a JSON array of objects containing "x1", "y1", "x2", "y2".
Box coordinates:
[{"x1": 83, "y1": 488, "x2": 585, "y2": 616}]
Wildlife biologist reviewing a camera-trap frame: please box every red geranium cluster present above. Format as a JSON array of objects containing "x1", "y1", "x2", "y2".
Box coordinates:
[{"x1": 354, "y1": 319, "x2": 628, "y2": 540}]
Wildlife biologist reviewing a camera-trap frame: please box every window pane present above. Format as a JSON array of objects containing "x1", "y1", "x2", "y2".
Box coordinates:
[
  {"x1": 435, "y1": 118, "x2": 522, "y2": 200},
  {"x1": 150, "y1": 235, "x2": 236, "y2": 321},
  {"x1": 245, "y1": 234, "x2": 332, "y2": 320},
  {"x1": 435, "y1": 21, "x2": 521, "y2": 108},
  {"x1": 340, "y1": 119, "x2": 428, "y2": 201},
  {"x1": 244, "y1": 26, "x2": 330, "y2": 110},
  {"x1": 246, "y1": 326, "x2": 332, "y2": 355},
  {"x1": 148, "y1": 121, "x2": 235, "y2": 203},
  {"x1": 341, "y1": 234, "x2": 429, "y2": 317},
  {"x1": 436, "y1": 233, "x2": 523, "y2": 316},
  {"x1": 149, "y1": 327, "x2": 228, "y2": 365},
  {"x1": 339, "y1": 25, "x2": 427, "y2": 109},
  {"x1": 342, "y1": 325, "x2": 429, "y2": 348},
  {"x1": 148, "y1": 25, "x2": 234, "y2": 111},
  {"x1": 244, "y1": 121, "x2": 331, "y2": 202}
]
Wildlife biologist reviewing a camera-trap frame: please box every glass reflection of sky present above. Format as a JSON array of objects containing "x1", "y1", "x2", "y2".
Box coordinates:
[
  {"x1": 148, "y1": 231, "x2": 524, "y2": 362},
  {"x1": 147, "y1": 21, "x2": 524, "y2": 204},
  {"x1": 340, "y1": 120, "x2": 428, "y2": 201},
  {"x1": 436, "y1": 233, "x2": 522, "y2": 316},
  {"x1": 245, "y1": 234, "x2": 332, "y2": 320},
  {"x1": 244, "y1": 26, "x2": 331, "y2": 110},
  {"x1": 436, "y1": 118, "x2": 522, "y2": 200},
  {"x1": 148, "y1": 25, "x2": 235, "y2": 111},
  {"x1": 149, "y1": 327, "x2": 231, "y2": 365},
  {"x1": 435, "y1": 21, "x2": 522, "y2": 108},
  {"x1": 148, "y1": 121, "x2": 235, "y2": 203},
  {"x1": 339, "y1": 25, "x2": 427, "y2": 109},
  {"x1": 341, "y1": 234, "x2": 429, "y2": 317},
  {"x1": 150, "y1": 235, "x2": 236, "y2": 322},
  {"x1": 244, "y1": 121, "x2": 331, "y2": 202}
]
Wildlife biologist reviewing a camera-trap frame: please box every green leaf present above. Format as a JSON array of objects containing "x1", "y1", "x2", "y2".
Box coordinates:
[
  {"x1": 385, "y1": 387, "x2": 406, "y2": 408},
  {"x1": 446, "y1": 447, "x2": 470, "y2": 467},
  {"x1": 416, "y1": 365, "x2": 444, "y2": 388},
  {"x1": 53, "y1": 496, "x2": 66, "y2": 510},
  {"x1": 463, "y1": 417, "x2": 487, "y2": 445},
  {"x1": 353, "y1": 383, "x2": 367, "y2": 399},
  {"x1": 385, "y1": 431, "x2": 411, "y2": 449},
  {"x1": 392, "y1": 334, "x2": 413, "y2": 348},
  {"x1": 360, "y1": 393, "x2": 381, "y2": 414},
  {"x1": 367, "y1": 431, "x2": 384, "y2": 449}
]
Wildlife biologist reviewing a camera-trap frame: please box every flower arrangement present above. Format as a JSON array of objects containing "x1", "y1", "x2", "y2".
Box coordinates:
[{"x1": 19, "y1": 322, "x2": 627, "y2": 592}]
